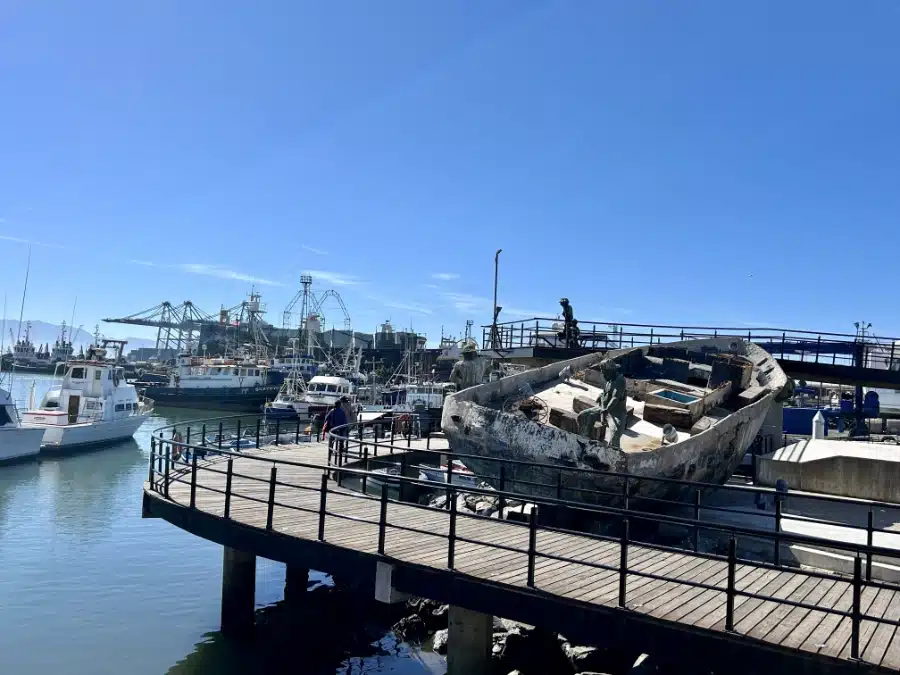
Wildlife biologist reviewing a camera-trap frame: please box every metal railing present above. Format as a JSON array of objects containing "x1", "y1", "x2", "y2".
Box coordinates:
[
  {"x1": 480, "y1": 318, "x2": 900, "y2": 372},
  {"x1": 147, "y1": 415, "x2": 900, "y2": 662}
]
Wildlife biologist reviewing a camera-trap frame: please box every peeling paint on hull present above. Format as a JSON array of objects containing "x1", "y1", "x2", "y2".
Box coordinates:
[{"x1": 441, "y1": 339, "x2": 787, "y2": 503}]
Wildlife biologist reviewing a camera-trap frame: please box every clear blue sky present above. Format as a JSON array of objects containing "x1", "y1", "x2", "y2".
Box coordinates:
[{"x1": 1, "y1": 0, "x2": 899, "y2": 345}]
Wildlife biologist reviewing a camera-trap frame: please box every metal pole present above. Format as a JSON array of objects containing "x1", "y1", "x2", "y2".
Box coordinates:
[
  {"x1": 618, "y1": 517, "x2": 629, "y2": 608},
  {"x1": 491, "y1": 248, "x2": 502, "y2": 348},
  {"x1": 693, "y1": 489, "x2": 701, "y2": 552},
  {"x1": 362, "y1": 445, "x2": 369, "y2": 495},
  {"x1": 164, "y1": 442, "x2": 170, "y2": 499},
  {"x1": 866, "y1": 509, "x2": 874, "y2": 581},
  {"x1": 448, "y1": 494, "x2": 457, "y2": 570},
  {"x1": 774, "y1": 497, "x2": 782, "y2": 566},
  {"x1": 498, "y1": 466, "x2": 506, "y2": 516},
  {"x1": 256, "y1": 418, "x2": 261, "y2": 448},
  {"x1": 851, "y1": 556, "x2": 862, "y2": 659},
  {"x1": 236, "y1": 420, "x2": 241, "y2": 451},
  {"x1": 399, "y1": 453, "x2": 408, "y2": 502},
  {"x1": 378, "y1": 483, "x2": 388, "y2": 554},
  {"x1": 189, "y1": 453, "x2": 198, "y2": 509},
  {"x1": 218, "y1": 422, "x2": 223, "y2": 451},
  {"x1": 266, "y1": 466, "x2": 277, "y2": 530},
  {"x1": 317, "y1": 474, "x2": 328, "y2": 541},
  {"x1": 295, "y1": 419, "x2": 301, "y2": 444},
  {"x1": 224, "y1": 459, "x2": 233, "y2": 519},
  {"x1": 526, "y1": 508, "x2": 537, "y2": 588},
  {"x1": 275, "y1": 419, "x2": 280, "y2": 445},
  {"x1": 725, "y1": 536, "x2": 737, "y2": 632},
  {"x1": 201, "y1": 424, "x2": 207, "y2": 447},
  {"x1": 148, "y1": 438, "x2": 155, "y2": 486}
]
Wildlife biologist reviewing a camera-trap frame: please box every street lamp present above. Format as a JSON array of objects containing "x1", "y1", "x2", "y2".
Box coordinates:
[{"x1": 491, "y1": 249, "x2": 502, "y2": 348}]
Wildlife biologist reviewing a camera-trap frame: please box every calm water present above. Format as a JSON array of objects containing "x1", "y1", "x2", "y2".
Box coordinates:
[{"x1": 0, "y1": 375, "x2": 444, "y2": 675}]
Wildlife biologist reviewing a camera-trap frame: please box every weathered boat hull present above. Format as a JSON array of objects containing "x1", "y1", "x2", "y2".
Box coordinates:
[{"x1": 441, "y1": 339, "x2": 787, "y2": 503}]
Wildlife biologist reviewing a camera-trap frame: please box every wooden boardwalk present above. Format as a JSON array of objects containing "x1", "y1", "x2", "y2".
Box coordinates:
[{"x1": 146, "y1": 440, "x2": 900, "y2": 672}]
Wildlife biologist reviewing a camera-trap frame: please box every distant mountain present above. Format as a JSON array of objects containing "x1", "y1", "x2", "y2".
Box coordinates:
[{"x1": 0, "y1": 319, "x2": 155, "y2": 352}]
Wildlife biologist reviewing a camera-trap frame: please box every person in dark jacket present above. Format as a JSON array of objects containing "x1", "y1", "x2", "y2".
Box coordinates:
[{"x1": 323, "y1": 400, "x2": 348, "y2": 454}]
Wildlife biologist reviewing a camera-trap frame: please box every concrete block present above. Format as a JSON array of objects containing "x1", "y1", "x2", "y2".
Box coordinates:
[{"x1": 374, "y1": 562, "x2": 412, "y2": 604}]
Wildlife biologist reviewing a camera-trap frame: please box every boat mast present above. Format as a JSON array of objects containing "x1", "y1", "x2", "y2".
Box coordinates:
[{"x1": 10, "y1": 247, "x2": 32, "y2": 390}]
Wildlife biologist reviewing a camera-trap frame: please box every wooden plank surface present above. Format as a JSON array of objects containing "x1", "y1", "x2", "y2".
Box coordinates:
[{"x1": 152, "y1": 440, "x2": 900, "y2": 671}]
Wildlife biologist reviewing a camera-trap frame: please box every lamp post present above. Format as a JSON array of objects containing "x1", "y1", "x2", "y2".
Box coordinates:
[{"x1": 491, "y1": 249, "x2": 502, "y2": 349}]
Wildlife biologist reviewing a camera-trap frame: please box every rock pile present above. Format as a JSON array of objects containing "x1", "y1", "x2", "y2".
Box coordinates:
[{"x1": 390, "y1": 598, "x2": 653, "y2": 675}]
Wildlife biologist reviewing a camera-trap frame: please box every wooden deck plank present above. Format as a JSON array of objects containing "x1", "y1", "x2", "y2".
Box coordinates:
[
  {"x1": 677, "y1": 567, "x2": 769, "y2": 628},
  {"x1": 861, "y1": 588, "x2": 900, "y2": 666},
  {"x1": 818, "y1": 586, "x2": 881, "y2": 659},
  {"x1": 743, "y1": 575, "x2": 823, "y2": 641}
]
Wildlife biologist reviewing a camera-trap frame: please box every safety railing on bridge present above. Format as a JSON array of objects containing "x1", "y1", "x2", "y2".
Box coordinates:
[
  {"x1": 147, "y1": 415, "x2": 900, "y2": 663},
  {"x1": 481, "y1": 318, "x2": 900, "y2": 372}
]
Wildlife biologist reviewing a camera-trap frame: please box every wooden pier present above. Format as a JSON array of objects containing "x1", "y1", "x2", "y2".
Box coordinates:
[{"x1": 143, "y1": 427, "x2": 900, "y2": 675}]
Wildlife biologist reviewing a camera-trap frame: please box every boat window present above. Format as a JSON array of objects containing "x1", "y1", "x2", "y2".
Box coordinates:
[
  {"x1": 70, "y1": 367, "x2": 86, "y2": 379},
  {"x1": 115, "y1": 404, "x2": 125, "y2": 412},
  {"x1": 326, "y1": 385, "x2": 337, "y2": 393},
  {"x1": 95, "y1": 370, "x2": 102, "y2": 380}
]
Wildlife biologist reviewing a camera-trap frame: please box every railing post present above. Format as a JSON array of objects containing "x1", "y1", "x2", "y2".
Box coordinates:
[
  {"x1": 774, "y1": 496, "x2": 783, "y2": 566},
  {"x1": 498, "y1": 466, "x2": 506, "y2": 516},
  {"x1": 218, "y1": 422, "x2": 223, "y2": 451},
  {"x1": 399, "y1": 453, "x2": 408, "y2": 502},
  {"x1": 693, "y1": 489, "x2": 701, "y2": 552},
  {"x1": 362, "y1": 445, "x2": 369, "y2": 495},
  {"x1": 224, "y1": 459, "x2": 233, "y2": 519},
  {"x1": 526, "y1": 508, "x2": 538, "y2": 588},
  {"x1": 618, "y1": 517, "x2": 629, "y2": 608},
  {"x1": 725, "y1": 536, "x2": 736, "y2": 632},
  {"x1": 164, "y1": 441, "x2": 170, "y2": 499},
  {"x1": 866, "y1": 508, "x2": 874, "y2": 581},
  {"x1": 815, "y1": 335, "x2": 821, "y2": 363},
  {"x1": 256, "y1": 418, "x2": 261, "y2": 448},
  {"x1": 426, "y1": 430, "x2": 430, "y2": 450},
  {"x1": 374, "y1": 425, "x2": 379, "y2": 457},
  {"x1": 851, "y1": 555, "x2": 862, "y2": 660},
  {"x1": 266, "y1": 466, "x2": 277, "y2": 530},
  {"x1": 378, "y1": 483, "x2": 388, "y2": 555},
  {"x1": 275, "y1": 419, "x2": 281, "y2": 445},
  {"x1": 186, "y1": 427, "x2": 191, "y2": 446},
  {"x1": 295, "y1": 419, "x2": 301, "y2": 444},
  {"x1": 556, "y1": 471, "x2": 563, "y2": 501},
  {"x1": 622, "y1": 475, "x2": 630, "y2": 511},
  {"x1": 317, "y1": 474, "x2": 328, "y2": 541},
  {"x1": 235, "y1": 420, "x2": 241, "y2": 450},
  {"x1": 448, "y1": 493, "x2": 457, "y2": 570},
  {"x1": 190, "y1": 453, "x2": 198, "y2": 509},
  {"x1": 201, "y1": 423, "x2": 207, "y2": 447},
  {"x1": 149, "y1": 438, "x2": 156, "y2": 486},
  {"x1": 446, "y1": 459, "x2": 453, "y2": 509}
]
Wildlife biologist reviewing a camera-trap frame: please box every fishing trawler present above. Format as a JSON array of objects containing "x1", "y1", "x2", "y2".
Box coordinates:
[
  {"x1": 303, "y1": 374, "x2": 356, "y2": 418},
  {"x1": 263, "y1": 373, "x2": 311, "y2": 420},
  {"x1": 21, "y1": 340, "x2": 153, "y2": 451},
  {"x1": 134, "y1": 353, "x2": 284, "y2": 411},
  {"x1": 442, "y1": 338, "x2": 789, "y2": 503}
]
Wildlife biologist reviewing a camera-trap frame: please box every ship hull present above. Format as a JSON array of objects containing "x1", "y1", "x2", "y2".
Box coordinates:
[
  {"x1": 0, "y1": 426, "x2": 44, "y2": 463},
  {"x1": 28, "y1": 413, "x2": 150, "y2": 452},
  {"x1": 441, "y1": 338, "x2": 787, "y2": 504},
  {"x1": 139, "y1": 385, "x2": 281, "y2": 412}
]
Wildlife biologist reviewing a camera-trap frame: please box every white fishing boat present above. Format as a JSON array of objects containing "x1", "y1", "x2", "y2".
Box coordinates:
[
  {"x1": 263, "y1": 374, "x2": 311, "y2": 420},
  {"x1": 303, "y1": 374, "x2": 356, "y2": 418},
  {"x1": 0, "y1": 385, "x2": 44, "y2": 463},
  {"x1": 22, "y1": 339, "x2": 153, "y2": 451}
]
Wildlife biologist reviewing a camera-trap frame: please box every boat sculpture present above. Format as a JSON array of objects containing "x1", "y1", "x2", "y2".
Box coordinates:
[
  {"x1": 441, "y1": 338, "x2": 789, "y2": 503},
  {"x1": 21, "y1": 340, "x2": 153, "y2": 451}
]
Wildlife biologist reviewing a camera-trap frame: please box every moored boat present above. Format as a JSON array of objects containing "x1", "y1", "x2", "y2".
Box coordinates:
[
  {"x1": 21, "y1": 339, "x2": 153, "y2": 451},
  {"x1": 441, "y1": 338, "x2": 789, "y2": 503},
  {"x1": 0, "y1": 385, "x2": 44, "y2": 464}
]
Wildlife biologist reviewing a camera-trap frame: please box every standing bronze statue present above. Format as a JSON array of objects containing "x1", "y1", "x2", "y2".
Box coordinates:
[
  {"x1": 576, "y1": 359, "x2": 627, "y2": 447},
  {"x1": 559, "y1": 298, "x2": 578, "y2": 347},
  {"x1": 450, "y1": 340, "x2": 487, "y2": 391}
]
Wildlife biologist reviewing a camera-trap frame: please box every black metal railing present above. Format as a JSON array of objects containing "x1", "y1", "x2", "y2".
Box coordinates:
[
  {"x1": 146, "y1": 416, "x2": 900, "y2": 663},
  {"x1": 480, "y1": 318, "x2": 900, "y2": 373}
]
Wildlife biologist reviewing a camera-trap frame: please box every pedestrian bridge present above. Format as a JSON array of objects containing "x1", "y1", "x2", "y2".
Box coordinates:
[{"x1": 143, "y1": 416, "x2": 900, "y2": 674}]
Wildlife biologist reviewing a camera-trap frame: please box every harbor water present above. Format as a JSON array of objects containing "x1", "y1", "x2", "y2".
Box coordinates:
[{"x1": 0, "y1": 375, "x2": 444, "y2": 675}]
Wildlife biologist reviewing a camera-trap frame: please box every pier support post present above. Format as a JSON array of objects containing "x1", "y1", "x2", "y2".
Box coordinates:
[
  {"x1": 760, "y1": 401, "x2": 784, "y2": 451},
  {"x1": 220, "y1": 546, "x2": 256, "y2": 638},
  {"x1": 283, "y1": 564, "x2": 309, "y2": 604},
  {"x1": 447, "y1": 605, "x2": 493, "y2": 675},
  {"x1": 374, "y1": 561, "x2": 411, "y2": 604}
]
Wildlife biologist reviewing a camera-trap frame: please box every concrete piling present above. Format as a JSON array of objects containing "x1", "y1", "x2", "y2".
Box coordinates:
[
  {"x1": 447, "y1": 605, "x2": 493, "y2": 675},
  {"x1": 220, "y1": 546, "x2": 256, "y2": 637}
]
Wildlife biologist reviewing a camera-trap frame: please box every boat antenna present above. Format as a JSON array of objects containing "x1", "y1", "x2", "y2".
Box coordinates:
[
  {"x1": 0, "y1": 293, "x2": 6, "y2": 387},
  {"x1": 10, "y1": 247, "x2": 32, "y2": 391}
]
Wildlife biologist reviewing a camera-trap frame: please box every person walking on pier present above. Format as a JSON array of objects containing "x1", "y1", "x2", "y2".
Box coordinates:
[{"x1": 323, "y1": 399, "x2": 348, "y2": 457}]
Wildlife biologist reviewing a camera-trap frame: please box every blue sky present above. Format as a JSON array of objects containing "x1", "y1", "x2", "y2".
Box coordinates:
[{"x1": 1, "y1": 0, "x2": 899, "y2": 345}]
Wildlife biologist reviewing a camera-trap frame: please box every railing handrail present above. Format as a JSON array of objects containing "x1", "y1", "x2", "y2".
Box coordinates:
[{"x1": 479, "y1": 318, "x2": 900, "y2": 342}]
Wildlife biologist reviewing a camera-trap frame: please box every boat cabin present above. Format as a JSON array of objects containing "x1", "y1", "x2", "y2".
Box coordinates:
[
  {"x1": 304, "y1": 375, "x2": 355, "y2": 406},
  {"x1": 170, "y1": 355, "x2": 269, "y2": 389}
]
